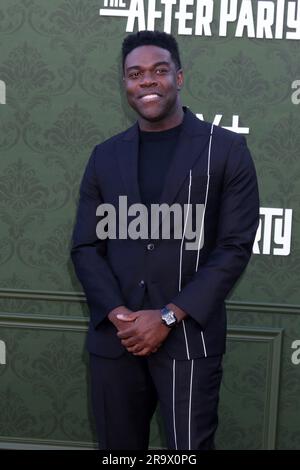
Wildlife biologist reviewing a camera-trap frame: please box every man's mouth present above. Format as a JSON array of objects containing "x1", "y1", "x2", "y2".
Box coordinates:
[{"x1": 140, "y1": 93, "x2": 161, "y2": 102}]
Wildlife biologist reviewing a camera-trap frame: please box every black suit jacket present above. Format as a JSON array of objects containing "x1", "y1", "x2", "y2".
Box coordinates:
[{"x1": 71, "y1": 108, "x2": 259, "y2": 359}]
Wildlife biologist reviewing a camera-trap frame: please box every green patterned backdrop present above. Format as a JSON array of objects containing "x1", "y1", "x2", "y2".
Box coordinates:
[{"x1": 0, "y1": 0, "x2": 299, "y2": 449}]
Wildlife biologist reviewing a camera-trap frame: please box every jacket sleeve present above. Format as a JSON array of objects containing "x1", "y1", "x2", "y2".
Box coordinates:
[
  {"x1": 71, "y1": 146, "x2": 125, "y2": 329},
  {"x1": 171, "y1": 136, "x2": 260, "y2": 329}
]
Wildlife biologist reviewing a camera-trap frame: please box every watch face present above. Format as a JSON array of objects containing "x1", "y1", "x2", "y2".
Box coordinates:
[
  {"x1": 161, "y1": 309, "x2": 177, "y2": 327},
  {"x1": 165, "y1": 312, "x2": 175, "y2": 325}
]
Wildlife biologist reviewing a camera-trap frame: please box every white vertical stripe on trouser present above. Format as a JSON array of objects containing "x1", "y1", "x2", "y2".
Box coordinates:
[
  {"x1": 188, "y1": 359, "x2": 194, "y2": 450},
  {"x1": 172, "y1": 359, "x2": 178, "y2": 450}
]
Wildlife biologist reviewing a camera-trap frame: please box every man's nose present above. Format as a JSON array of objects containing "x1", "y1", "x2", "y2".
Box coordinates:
[{"x1": 140, "y1": 71, "x2": 157, "y2": 87}]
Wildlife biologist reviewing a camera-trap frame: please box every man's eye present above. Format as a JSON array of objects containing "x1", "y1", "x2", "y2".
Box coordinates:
[
  {"x1": 156, "y1": 68, "x2": 168, "y2": 74},
  {"x1": 129, "y1": 71, "x2": 141, "y2": 79}
]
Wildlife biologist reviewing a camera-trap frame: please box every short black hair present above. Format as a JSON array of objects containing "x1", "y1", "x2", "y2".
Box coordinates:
[{"x1": 122, "y1": 30, "x2": 182, "y2": 71}]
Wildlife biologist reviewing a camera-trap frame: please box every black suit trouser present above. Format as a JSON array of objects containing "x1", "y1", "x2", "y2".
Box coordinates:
[{"x1": 89, "y1": 349, "x2": 223, "y2": 450}]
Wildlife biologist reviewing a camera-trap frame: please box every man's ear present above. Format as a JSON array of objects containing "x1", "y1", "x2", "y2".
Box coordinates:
[{"x1": 177, "y1": 69, "x2": 184, "y2": 90}]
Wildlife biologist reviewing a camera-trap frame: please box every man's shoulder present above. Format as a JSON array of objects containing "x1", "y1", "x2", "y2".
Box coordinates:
[
  {"x1": 185, "y1": 108, "x2": 246, "y2": 147},
  {"x1": 94, "y1": 123, "x2": 136, "y2": 152},
  {"x1": 202, "y1": 119, "x2": 246, "y2": 146}
]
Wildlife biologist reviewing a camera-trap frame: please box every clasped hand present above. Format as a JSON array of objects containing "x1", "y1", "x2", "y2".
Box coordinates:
[{"x1": 116, "y1": 309, "x2": 170, "y2": 357}]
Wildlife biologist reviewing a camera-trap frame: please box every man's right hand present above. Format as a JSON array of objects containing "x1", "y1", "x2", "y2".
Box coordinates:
[{"x1": 108, "y1": 305, "x2": 138, "y2": 332}]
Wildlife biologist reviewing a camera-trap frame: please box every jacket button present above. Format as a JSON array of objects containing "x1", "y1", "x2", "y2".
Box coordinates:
[
  {"x1": 147, "y1": 243, "x2": 155, "y2": 251},
  {"x1": 138, "y1": 280, "x2": 145, "y2": 287}
]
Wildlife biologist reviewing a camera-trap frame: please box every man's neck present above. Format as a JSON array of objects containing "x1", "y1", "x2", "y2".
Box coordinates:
[{"x1": 138, "y1": 105, "x2": 184, "y2": 132}]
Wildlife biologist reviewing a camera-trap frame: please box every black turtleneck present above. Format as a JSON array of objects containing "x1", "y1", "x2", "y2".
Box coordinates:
[{"x1": 138, "y1": 123, "x2": 182, "y2": 207}]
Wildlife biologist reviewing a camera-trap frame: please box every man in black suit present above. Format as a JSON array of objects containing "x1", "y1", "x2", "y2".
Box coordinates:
[{"x1": 71, "y1": 30, "x2": 259, "y2": 450}]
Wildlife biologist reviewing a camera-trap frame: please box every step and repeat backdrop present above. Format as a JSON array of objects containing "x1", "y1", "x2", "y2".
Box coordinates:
[{"x1": 0, "y1": 0, "x2": 299, "y2": 449}]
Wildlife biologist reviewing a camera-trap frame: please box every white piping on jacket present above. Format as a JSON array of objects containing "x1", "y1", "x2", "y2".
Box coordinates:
[
  {"x1": 195, "y1": 124, "x2": 214, "y2": 272},
  {"x1": 197, "y1": 124, "x2": 214, "y2": 358},
  {"x1": 173, "y1": 124, "x2": 214, "y2": 450},
  {"x1": 179, "y1": 169, "x2": 192, "y2": 360},
  {"x1": 178, "y1": 123, "x2": 214, "y2": 358}
]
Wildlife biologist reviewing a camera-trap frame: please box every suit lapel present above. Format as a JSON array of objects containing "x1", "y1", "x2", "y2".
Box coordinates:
[
  {"x1": 158, "y1": 128, "x2": 210, "y2": 208},
  {"x1": 117, "y1": 122, "x2": 141, "y2": 207},
  {"x1": 156, "y1": 110, "x2": 210, "y2": 236}
]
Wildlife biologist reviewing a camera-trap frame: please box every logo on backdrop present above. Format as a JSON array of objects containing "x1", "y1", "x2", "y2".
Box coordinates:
[
  {"x1": 0, "y1": 79, "x2": 6, "y2": 105},
  {"x1": 197, "y1": 114, "x2": 249, "y2": 134},
  {"x1": 291, "y1": 80, "x2": 300, "y2": 104},
  {"x1": 253, "y1": 207, "x2": 293, "y2": 256},
  {"x1": 99, "y1": 0, "x2": 300, "y2": 40},
  {"x1": 0, "y1": 340, "x2": 6, "y2": 366}
]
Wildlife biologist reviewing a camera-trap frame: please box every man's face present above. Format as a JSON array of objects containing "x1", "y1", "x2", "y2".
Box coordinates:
[{"x1": 123, "y1": 45, "x2": 183, "y2": 124}]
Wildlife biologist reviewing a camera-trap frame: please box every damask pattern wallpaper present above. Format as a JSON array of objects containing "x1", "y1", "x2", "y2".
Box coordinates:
[{"x1": 0, "y1": 0, "x2": 299, "y2": 449}]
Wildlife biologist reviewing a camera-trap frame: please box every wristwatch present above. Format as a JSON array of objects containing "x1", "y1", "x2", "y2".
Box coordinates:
[{"x1": 160, "y1": 307, "x2": 178, "y2": 329}]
